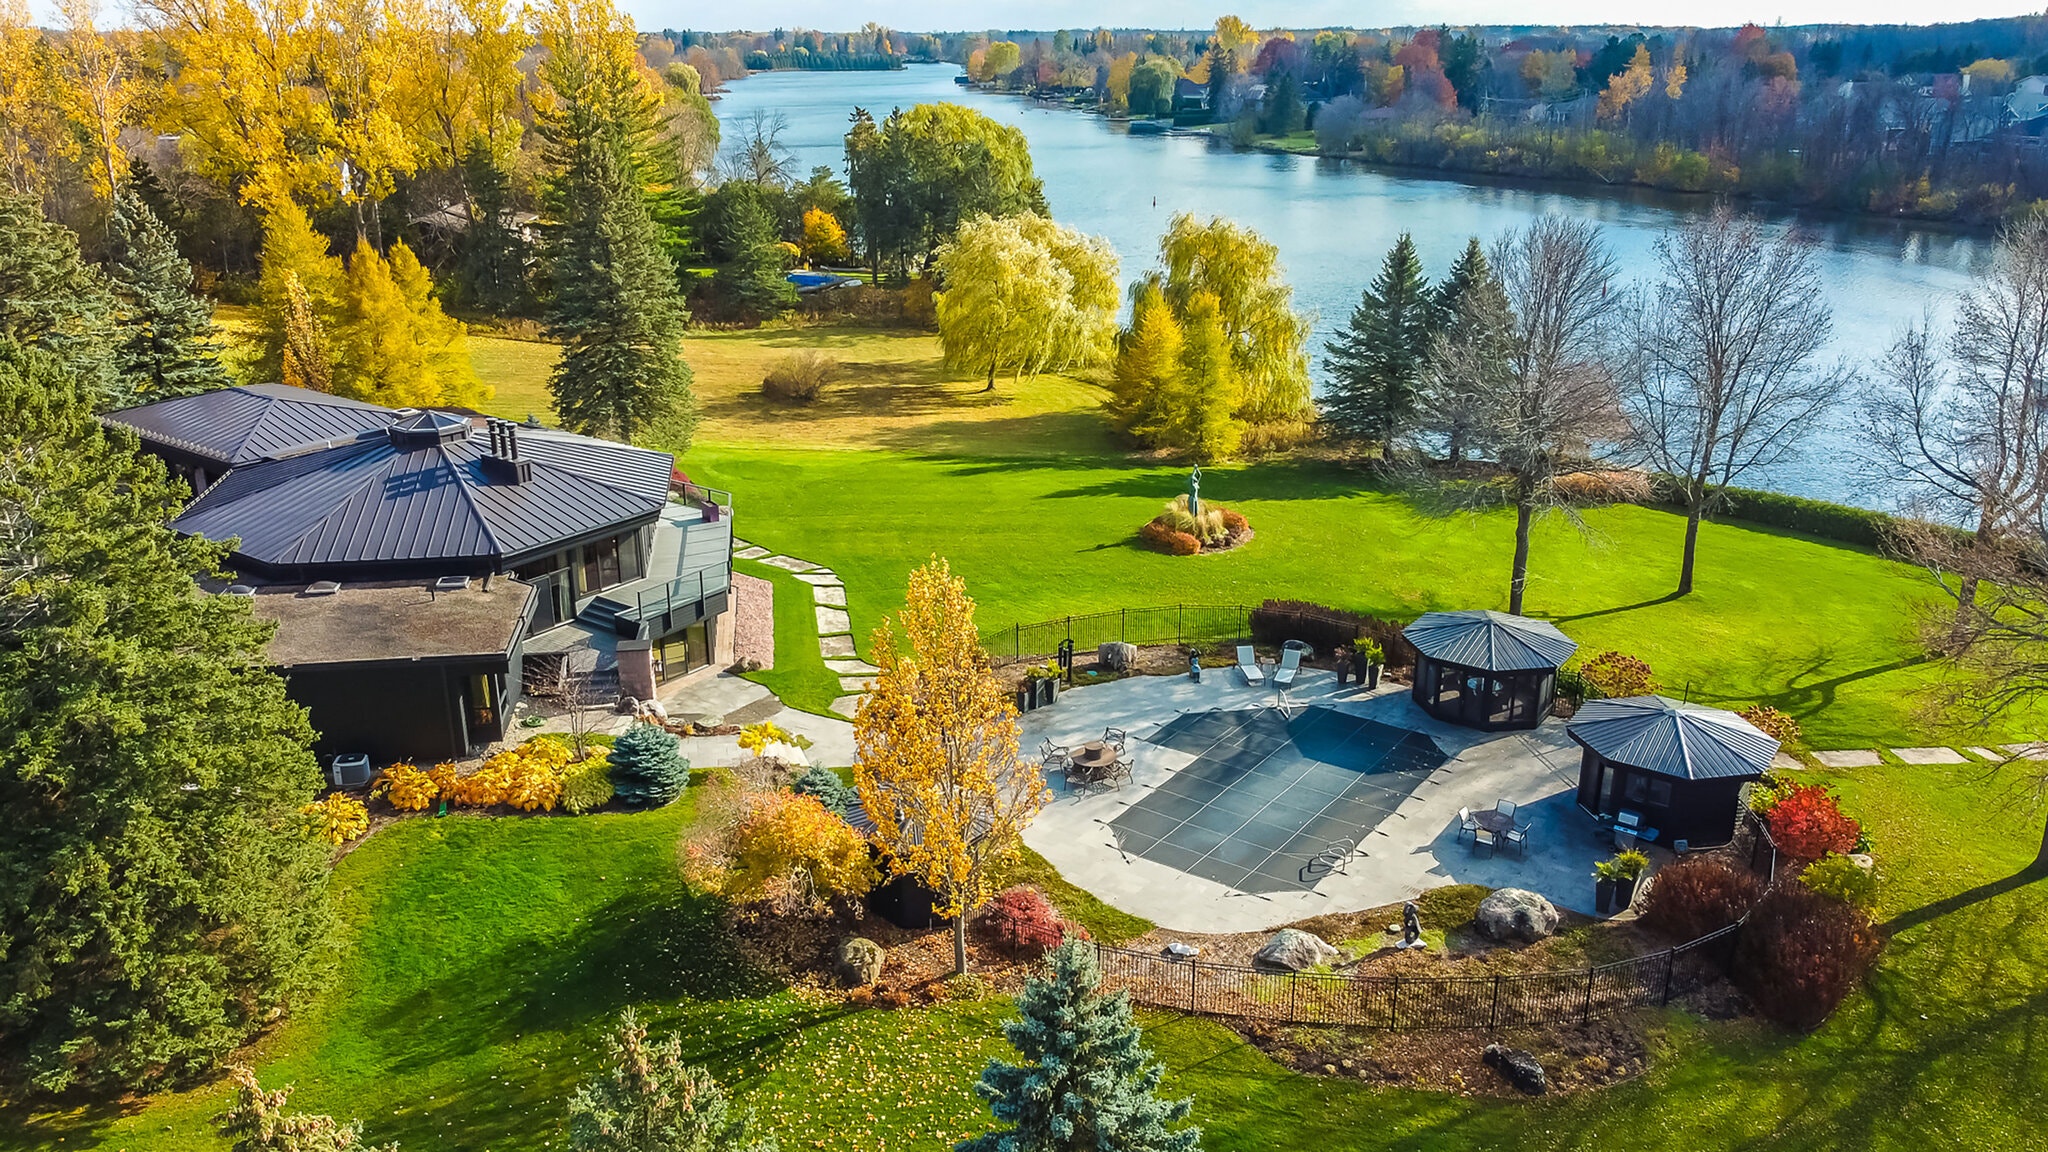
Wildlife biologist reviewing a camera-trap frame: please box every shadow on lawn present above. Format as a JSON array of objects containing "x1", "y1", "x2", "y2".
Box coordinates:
[{"x1": 1882, "y1": 859, "x2": 2048, "y2": 936}]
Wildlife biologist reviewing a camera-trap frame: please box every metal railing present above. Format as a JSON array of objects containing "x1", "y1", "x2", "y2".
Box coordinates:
[
  {"x1": 632, "y1": 567, "x2": 730, "y2": 625},
  {"x1": 675, "y1": 480, "x2": 733, "y2": 510}
]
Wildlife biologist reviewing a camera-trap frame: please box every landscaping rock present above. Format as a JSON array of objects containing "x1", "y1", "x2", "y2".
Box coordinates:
[
  {"x1": 1483, "y1": 1044, "x2": 1548, "y2": 1095},
  {"x1": 1253, "y1": 928, "x2": 1339, "y2": 971},
  {"x1": 836, "y1": 937, "x2": 885, "y2": 986},
  {"x1": 1476, "y1": 888, "x2": 1559, "y2": 943},
  {"x1": 1098, "y1": 641, "x2": 1139, "y2": 671}
]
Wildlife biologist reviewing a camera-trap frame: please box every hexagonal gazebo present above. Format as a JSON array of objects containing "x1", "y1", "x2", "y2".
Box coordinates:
[
  {"x1": 1566, "y1": 696, "x2": 1781, "y2": 849},
  {"x1": 1403, "y1": 610, "x2": 1578, "y2": 731}
]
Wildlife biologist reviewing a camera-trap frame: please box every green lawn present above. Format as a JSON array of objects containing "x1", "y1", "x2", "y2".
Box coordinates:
[{"x1": 731, "y1": 556, "x2": 843, "y2": 718}]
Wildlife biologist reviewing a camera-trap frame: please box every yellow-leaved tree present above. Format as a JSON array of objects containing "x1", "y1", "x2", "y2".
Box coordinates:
[
  {"x1": 254, "y1": 199, "x2": 346, "y2": 385},
  {"x1": 719, "y1": 791, "x2": 879, "y2": 913},
  {"x1": 332, "y1": 237, "x2": 488, "y2": 408},
  {"x1": 801, "y1": 206, "x2": 848, "y2": 265},
  {"x1": 854, "y1": 557, "x2": 1047, "y2": 974},
  {"x1": 934, "y1": 211, "x2": 1119, "y2": 392}
]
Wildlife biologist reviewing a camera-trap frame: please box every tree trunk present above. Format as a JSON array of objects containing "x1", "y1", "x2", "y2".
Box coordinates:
[
  {"x1": 2038, "y1": 817, "x2": 2048, "y2": 867},
  {"x1": 983, "y1": 364, "x2": 997, "y2": 393},
  {"x1": 1678, "y1": 508, "x2": 1702, "y2": 596},
  {"x1": 953, "y1": 913, "x2": 969, "y2": 974},
  {"x1": 1949, "y1": 572, "x2": 1979, "y2": 653},
  {"x1": 1509, "y1": 500, "x2": 1534, "y2": 615}
]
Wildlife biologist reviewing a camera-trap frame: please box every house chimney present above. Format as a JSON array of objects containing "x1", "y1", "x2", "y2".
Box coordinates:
[{"x1": 480, "y1": 417, "x2": 532, "y2": 484}]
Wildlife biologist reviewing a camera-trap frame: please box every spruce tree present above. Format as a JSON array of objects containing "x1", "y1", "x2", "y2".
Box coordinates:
[
  {"x1": 958, "y1": 938, "x2": 1201, "y2": 1152},
  {"x1": 455, "y1": 140, "x2": 533, "y2": 316},
  {"x1": 710, "y1": 192, "x2": 797, "y2": 321},
  {"x1": 106, "y1": 191, "x2": 230, "y2": 402},
  {"x1": 0, "y1": 189, "x2": 118, "y2": 404},
  {"x1": 568, "y1": 1010, "x2": 774, "y2": 1152},
  {"x1": 544, "y1": 140, "x2": 697, "y2": 446},
  {"x1": 1422, "y1": 256, "x2": 1516, "y2": 466},
  {"x1": 608, "y1": 721, "x2": 689, "y2": 808},
  {"x1": 1430, "y1": 236, "x2": 1491, "y2": 335},
  {"x1": 1322, "y1": 233, "x2": 1432, "y2": 457}
]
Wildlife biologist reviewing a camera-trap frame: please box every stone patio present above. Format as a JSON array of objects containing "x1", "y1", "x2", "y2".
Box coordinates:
[{"x1": 1018, "y1": 669, "x2": 1630, "y2": 933}]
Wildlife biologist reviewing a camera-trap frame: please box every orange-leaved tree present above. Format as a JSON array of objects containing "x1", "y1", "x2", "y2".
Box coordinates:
[
  {"x1": 719, "y1": 791, "x2": 879, "y2": 913},
  {"x1": 854, "y1": 556, "x2": 1047, "y2": 974}
]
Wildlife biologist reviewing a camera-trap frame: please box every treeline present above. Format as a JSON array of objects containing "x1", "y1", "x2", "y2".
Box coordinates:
[{"x1": 961, "y1": 15, "x2": 2048, "y2": 224}]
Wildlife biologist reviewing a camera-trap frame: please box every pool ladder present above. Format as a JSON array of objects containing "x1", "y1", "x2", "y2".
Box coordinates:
[{"x1": 1299, "y1": 836, "x2": 1360, "y2": 883}]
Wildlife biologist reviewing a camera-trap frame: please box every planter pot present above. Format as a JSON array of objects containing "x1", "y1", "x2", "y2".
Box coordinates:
[
  {"x1": 1035, "y1": 678, "x2": 1057, "y2": 708},
  {"x1": 1015, "y1": 687, "x2": 1035, "y2": 713},
  {"x1": 1365, "y1": 663, "x2": 1384, "y2": 690},
  {"x1": 1615, "y1": 876, "x2": 1639, "y2": 911},
  {"x1": 1595, "y1": 877, "x2": 1618, "y2": 914}
]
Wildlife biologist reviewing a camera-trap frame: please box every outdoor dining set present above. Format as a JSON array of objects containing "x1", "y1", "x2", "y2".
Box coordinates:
[
  {"x1": 1042, "y1": 729, "x2": 1134, "y2": 790},
  {"x1": 1458, "y1": 799, "x2": 1534, "y2": 858}
]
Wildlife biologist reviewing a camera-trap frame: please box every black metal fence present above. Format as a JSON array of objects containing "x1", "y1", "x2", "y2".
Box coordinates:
[
  {"x1": 1091, "y1": 922, "x2": 1740, "y2": 1029},
  {"x1": 985, "y1": 603, "x2": 1407, "y2": 665}
]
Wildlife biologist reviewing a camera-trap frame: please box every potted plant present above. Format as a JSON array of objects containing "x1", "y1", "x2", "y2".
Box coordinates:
[
  {"x1": 1020, "y1": 661, "x2": 1060, "y2": 711},
  {"x1": 1610, "y1": 849, "x2": 1649, "y2": 909},
  {"x1": 1592, "y1": 856, "x2": 1623, "y2": 913},
  {"x1": 1358, "y1": 639, "x2": 1385, "y2": 690}
]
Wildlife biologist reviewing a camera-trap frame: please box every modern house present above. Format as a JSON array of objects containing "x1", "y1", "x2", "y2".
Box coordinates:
[{"x1": 103, "y1": 384, "x2": 734, "y2": 765}]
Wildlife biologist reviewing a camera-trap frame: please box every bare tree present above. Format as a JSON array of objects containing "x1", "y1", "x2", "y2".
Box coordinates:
[
  {"x1": 1448, "y1": 216, "x2": 1623, "y2": 614},
  {"x1": 1859, "y1": 215, "x2": 2048, "y2": 647},
  {"x1": 1619, "y1": 208, "x2": 1850, "y2": 595},
  {"x1": 718, "y1": 109, "x2": 796, "y2": 187}
]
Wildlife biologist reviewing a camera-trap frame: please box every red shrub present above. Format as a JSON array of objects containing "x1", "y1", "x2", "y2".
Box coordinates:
[
  {"x1": 1139, "y1": 521, "x2": 1201, "y2": 556},
  {"x1": 1220, "y1": 508, "x2": 1249, "y2": 535},
  {"x1": 1765, "y1": 783, "x2": 1861, "y2": 862},
  {"x1": 1733, "y1": 885, "x2": 1882, "y2": 1030},
  {"x1": 1640, "y1": 855, "x2": 1765, "y2": 942},
  {"x1": 974, "y1": 887, "x2": 1084, "y2": 958}
]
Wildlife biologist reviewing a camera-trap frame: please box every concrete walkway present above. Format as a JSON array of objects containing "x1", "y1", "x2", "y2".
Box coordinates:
[{"x1": 1018, "y1": 670, "x2": 1625, "y2": 933}]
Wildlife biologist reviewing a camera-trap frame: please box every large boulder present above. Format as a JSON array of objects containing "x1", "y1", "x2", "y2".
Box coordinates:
[
  {"x1": 1476, "y1": 888, "x2": 1560, "y2": 943},
  {"x1": 1098, "y1": 641, "x2": 1138, "y2": 671},
  {"x1": 1483, "y1": 1044, "x2": 1548, "y2": 1095},
  {"x1": 836, "y1": 937, "x2": 885, "y2": 987},
  {"x1": 1253, "y1": 928, "x2": 1339, "y2": 972}
]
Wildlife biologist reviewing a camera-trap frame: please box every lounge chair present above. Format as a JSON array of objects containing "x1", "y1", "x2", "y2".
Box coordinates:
[
  {"x1": 1273, "y1": 647, "x2": 1302, "y2": 688},
  {"x1": 1457, "y1": 807, "x2": 1479, "y2": 843},
  {"x1": 1237, "y1": 645, "x2": 1264, "y2": 685}
]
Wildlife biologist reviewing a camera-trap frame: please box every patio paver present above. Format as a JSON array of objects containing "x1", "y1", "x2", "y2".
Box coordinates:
[
  {"x1": 825, "y1": 658, "x2": 880, "y2": 675},
  {"x1": 761, "y1": 555, "x2": 818, "y2": 572},
  {"x1": 1893, "y1": 746, "x2": 1968, "y2": 765},
  {"x1": 820, "y1": 634, "x2": 856, "y2": 658},
  {"x1": 812, "y1": 585, "x2": 847, "y2": 607},
  {"x1": 2003, "y1": 742, "x2": 2048, "y2": 759},
  {"x1": 828, "y1": 694, "x2": 863, "y2": 717},
  {"x1": 839, "y1": 676, "x2": 874, "y2": 693},
  {"x1": 1813, "y1": 749, "x2": 1882, "y2": 768},
  {"x1": 815, "y1": 606, "x2": 851, "y2": 635},
  {"x1": 734, "y1": 545, "x2": 771, "y2": 560},
  {"x1": 1771, "y1": 752, "x2": 1805, "y2": 770},
  {"x1": 795, "y1": 572, "x2": 843, "y2": 587},
  {"x1": 1967, "y1": 746, "x2": 2004, "y2": 760}
]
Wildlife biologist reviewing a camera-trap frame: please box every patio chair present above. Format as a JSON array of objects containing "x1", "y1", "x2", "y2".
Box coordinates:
[
  {"x1": 1236, "y1": 645, "x2": 1264, "y2": 685},
  {"x1": 1103, "y1": 727, "x2": 1128, "y2": 751},
  {"x1": 1472, "y1": 826, "x2": 1497, "y2": 857},
  {"x1": 1495, "y1": 798, "x2": 1518, "y2": 820},
  {"x1": 1104, "y1": 755, "x2": 1134, "y2": 790},
  {"x1": 1504, "y1": 821, "x2": 1531, "y2": 858},
  {"x1": 1457, "y1": 807, "x2": 1479, "y2": 843},
  {"x1": 1273, "y1": 647, "x2": 1302, "y2": 688},
  {"x1": 1040, "y1": 740, "x2": 1070, "y2": 769}
]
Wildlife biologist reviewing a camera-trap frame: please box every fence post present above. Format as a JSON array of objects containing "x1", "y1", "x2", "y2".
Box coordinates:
[
  {"x1": 1188, "y1": 955, "x2": 1198, "y2": 1013},
  {"x1": 1389, "y1": 975, "x2": 1399, "y2": 1029},
  {"x1": 1178, "y1": 604, "x2": 1185, "y2": 647},
  {"x1": 1489, "y1": 975, "x2": 1502, "y2": 1027},
  {"x1": 1120, "y1": 607, "x2": 1127, "y2": 644},
  {"x1": 1581, "y1": 969, "x2": 1595, "y2": 1023},
  {"x1": 1662, "y1": 948, "x2": 1677, "y2": 1006}
]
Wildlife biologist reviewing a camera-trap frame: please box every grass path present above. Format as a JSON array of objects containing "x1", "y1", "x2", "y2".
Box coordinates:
[{"x1": 731, "y1": 557, "x2": 842, "y2": 717}]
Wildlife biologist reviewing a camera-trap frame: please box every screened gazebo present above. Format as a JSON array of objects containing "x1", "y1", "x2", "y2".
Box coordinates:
[
  {"x1": 1566, "y1": 696, "x2": 1780, "y2": 849},
  {"x1": 1403, "y1": 610, "x2": 1578, "y2": 731}
]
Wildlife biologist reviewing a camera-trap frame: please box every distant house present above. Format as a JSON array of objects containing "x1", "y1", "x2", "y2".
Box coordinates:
[
  {"x1": 103, "y1": 385, "x2": 735, "y2": 765},
  {"x1": 2010, "y1": 75, "x2": 2048, "y2": 126},
  {"x1": 1173, "y1": 76, "x2": 1208, "y2": 112}
]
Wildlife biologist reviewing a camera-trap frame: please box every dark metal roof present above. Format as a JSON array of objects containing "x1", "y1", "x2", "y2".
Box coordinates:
[
  {"x1": 101, "y1": 384, "x2": 396, "y2": 466},
  {"x1": 174, "y1": 427, "x2": 670, "y2": 574},
  {"x1": 1403, "y1": 610, "x2": 1578, "y2": 672},
  {"x1": 1566, "y1": 696, "x2": 1779, "y2": 781},
  {"x1": 515, "y1": 426, "x2": 674, "y2": 505}
]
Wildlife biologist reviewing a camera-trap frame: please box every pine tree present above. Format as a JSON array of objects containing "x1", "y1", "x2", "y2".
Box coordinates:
[
  {"x1": 609, "y1": 721, "x2": 689, "y2": 808},
  {"x1": 1109, "y1": 279, "x2": 1183, "y2": 442},
  {"x1": 1430, "y1": 236, "x2": 1491, "y2": 335},
  {"x1": 1166, "y1": 291, "x2": 1242, "y2": 463},
  {"x1": 568, "y1": 1010, "x2": 774, "y2": 1152},
  {"x1": 454, "y1": 139, "x2": 532, "y2": 316},
  {"x1": 958, "y1": 938, "x2": 1201, "y2": 1152},
  {"x1": 0, "y1": 188, "x2": 118, "y2": 403},
  {"x1": 333, "y1": 238, "x2": 486, "y2": 409},
  {"x1": 106, "y1": 191, "x2": 230, "y2": 402},
  {"x1": 545, "y1": 140, "x2": 697, "y2": 446},
  {"x1": 1422, "y1": 253, "x2": 1516, "y2": 466},
  {"x1": 1322, "y1": 233, "x2": 1432, "y2": 457},
  {"x1": 710, "y1": 192, "x2": 797, "y2": 321}
]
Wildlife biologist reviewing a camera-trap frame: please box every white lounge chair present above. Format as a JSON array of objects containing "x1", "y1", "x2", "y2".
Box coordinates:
[
  {"x1": 1273, "y1": 647, "x2": 1302, "y2": 688},
  {"x1": 1237, "y1": 645, "x2": 1264, "y2": 685}
]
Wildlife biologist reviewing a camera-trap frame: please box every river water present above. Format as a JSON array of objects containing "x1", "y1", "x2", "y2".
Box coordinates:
[{"x1": 714, "y1": 63, "x2": 1994, "y2": 506}]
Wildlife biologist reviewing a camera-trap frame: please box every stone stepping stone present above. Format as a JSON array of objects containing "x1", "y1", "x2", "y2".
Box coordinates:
[
  {"x1": 795, "y1": 571, "x2": 843, "y2": 587},
  {"x1": 1893, "y1": 746, "x2": 1967, "y2": 765},
  {"x1": 839, "y1": 676, "x2": 875, "y2": 693},
  {"x1": 1967, "y1": 746, "x2": 2005, "y2": 760},
  {"x1": 820, "y1": 634, "x2": 856, "y2": 658},
  {"x1": 1770, "y1": 752, "x2": 1804, "y2": 770},
  {"x1": 812, "y1": 585, "x2": 847, "y2": 607},
  {"x1": 734, "y1": 545, "x2": 771, "y2": 560},
  {"x1": 815, "y1": 606, "x2": 851, "y2": 635},
  {"x1": 825, "y1": 658, "x2": 880, "y2": 675},
  {"x1": 829, "y1": 694, "x2": 863, "y2": 717},
  {"x1": 2003, "y1": 742, "x2": 2048, "y2": 760},
  {"x1": 763, "y1": 555, "x2": 819, "y2": 573},
  {"x1": 1812, "y1": 749, "x2": 1881, "y2": 768}
]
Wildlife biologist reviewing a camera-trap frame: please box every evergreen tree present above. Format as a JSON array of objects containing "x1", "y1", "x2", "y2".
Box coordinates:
[
  {"x1": 791, "y1": 764, "x2": 858, "y2": 821},
  {"x1": 1430, "y1": 236, "x2": 1491, "y2": 335},
  {"x1": 0, "y1": 340, "x2": 332, "y2": 1094},
  {"x1": 255, "y1": 202, "x2": 346, "y2": 388},
  {"x1": 710, "y1": 191, "x2": 797, "y2": 320},
  {"x1": 568, "y1": 1010, "x2": 774, "y2": 1152},
  {"x1": 1323, "y1": 233, "x2": 1433, "y2": 457},
  {"x1": 958, "y1": 938, "x2": 1200, "y2": 1152},
  {"x1": 106, "y1": 191, "x2": 231, "y2": 402},
  {"x1": 608, "y1": 721, "x2": 689, "y2": 808},
  {"x1": 544, "y1": 140, "x2": 697, "y2": 446},
  {"x1": 0, "y1": 189, "x2": 118, "y2": 403},
  {"x1": 1166, "y1": 291, "x2": 1242, "y2": 463},
  {"x1": 454, "y1": 140, "x2": 533, "y2": 316},
  {"x1": 333, "y1": 238, "x2": 487, "y2": 409},
  {"x1": 1257, "y1": 69, "x2": 1307, "y2": 135},
  {"x1": 1422, "y1": 252, "x2": 1516, "y2": 466},
  {"x1": 279, "y1": 272, "x2": 333, "y2": 394}
]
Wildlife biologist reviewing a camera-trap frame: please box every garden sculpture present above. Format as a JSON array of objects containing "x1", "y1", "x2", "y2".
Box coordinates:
[{"x1": 1188, "y1": 463, "x2": 1202, "y2": 519}]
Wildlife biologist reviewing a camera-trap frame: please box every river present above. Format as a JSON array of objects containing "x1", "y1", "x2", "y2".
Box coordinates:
[{"x1": 713, "y1": 63, "x2": 1993, "y2": 506}]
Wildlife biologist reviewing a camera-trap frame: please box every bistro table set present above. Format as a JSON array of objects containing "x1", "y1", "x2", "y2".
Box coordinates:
[
  {"x1": 1042, "y1": 729, "x2": 1133, "y2": 790},
  {"x1": 1459, "y1": 799, "x2": 1533, "y2": 858}
]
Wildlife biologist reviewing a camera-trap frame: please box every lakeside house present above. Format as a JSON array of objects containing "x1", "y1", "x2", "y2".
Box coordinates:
[{"x1": 102, "y1": 384, "x2": 735, "y2": 766}]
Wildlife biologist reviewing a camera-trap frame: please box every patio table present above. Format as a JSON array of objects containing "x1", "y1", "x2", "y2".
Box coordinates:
[
  {"x1": 1069, "y1": 741, "x2": 1116, "y2": 779},
  {"x1": 1472, "y1": 809, "x2": 1516, "y2": 837}
]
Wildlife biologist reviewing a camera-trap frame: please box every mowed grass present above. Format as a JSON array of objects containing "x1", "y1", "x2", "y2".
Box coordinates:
[{"x1": 731, "y1": 556, "x2": 843, "y2": 718}]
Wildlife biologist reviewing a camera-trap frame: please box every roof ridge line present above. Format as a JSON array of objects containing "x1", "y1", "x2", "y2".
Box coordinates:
[
  {"x1": 268, "y1": 439, "x2": 402, "y2": 562},
  {"x1": 448, "y1": 444, "x2": 506, "y2": 558}
]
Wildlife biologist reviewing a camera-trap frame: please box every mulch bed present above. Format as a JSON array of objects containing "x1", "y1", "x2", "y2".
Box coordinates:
[{"x1": 1240, "y1": 1011, "x2": 1656, "y2": 1097}]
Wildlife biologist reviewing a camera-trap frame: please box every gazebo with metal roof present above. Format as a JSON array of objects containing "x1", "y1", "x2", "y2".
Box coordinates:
[
  {"x1": 1402, "y1": 610, "x2": 1578, "y2": 731},
  {"x1": 1565, "y1": 696, "x2": 1781, "y2": 849}
]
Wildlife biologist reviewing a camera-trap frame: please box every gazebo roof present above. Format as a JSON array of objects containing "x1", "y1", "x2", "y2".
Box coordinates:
[
  {"x1": 1566, "y1": 696, "x2": 1779, "y2": 781},
  {"x1": 1402, "y1": 610, "x2": 1578, "y2": 673}
]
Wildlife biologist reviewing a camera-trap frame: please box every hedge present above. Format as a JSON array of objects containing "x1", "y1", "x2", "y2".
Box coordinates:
[{"x1": 1651, "y1": 478, "x2": 1972, "y2": 552}]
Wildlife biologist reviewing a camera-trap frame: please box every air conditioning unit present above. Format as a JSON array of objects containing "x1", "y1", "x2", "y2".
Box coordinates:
[{"x1": 330, "y1": 753, "x2": 372, "y2": 789}]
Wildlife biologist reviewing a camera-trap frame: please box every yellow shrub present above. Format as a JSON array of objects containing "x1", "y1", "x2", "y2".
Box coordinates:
[
  {"x1": 302, "y1": 794, "x2": 369, "y2": 844},
  {"x1": 372, "y1": 762, "x2": 438, "y2": 811}
]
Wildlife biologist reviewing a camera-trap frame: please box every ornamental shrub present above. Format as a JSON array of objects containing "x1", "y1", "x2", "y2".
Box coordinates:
[
  {"x1": 1733, "y1": 884, "x2": 1883, "y2": 1030},
  {"x1": 561, "y1": 755, "x2": 616, "y2": 814},
  {"x1": 792, "y1": 764, "x2": 859, "y2": 820},
  {"x1": 1578, "y1": 650, "x2": 1658, "y2": 699},
  {"x1": 300, "y1": 794, "x2": 368, "y2": 844},
  {"x1": 761, "y1": 350, "x2": 836, "y2": 403},
  {"x1": 1738, "y1": 704, "x2": 1802, "y2": 745},
  {"x1": 1139, "y1": 519, "x2": 1200, "y2": 555},
  {"x1": 721, "y1": 791, "x2": 879, "y2": 907},
  {"x1": 974, "y1": 886, "x2": 1086, "y2": 958},
  {"x1": 1766, "y1": 783, "x2": 1862, "y2": 862},
  {"x1": 610, "y1": 722, "x2": 689, "y2": 808},
  {"x1": 1747, "y1": 772, "x2": 1793, "y2": 815},
  {"x1": 1640, "y1": 855, "x2": 1764, "y2": 942},
  {"x1": 1220, "y1": 508, "x2": 1248, "y2": 535},
  {"x1": 372, "y1": 762, "x2": 437, "y2": 811},
  {"x1": 1800, "y1": 852, "x2": 1880, "y2": 913}
]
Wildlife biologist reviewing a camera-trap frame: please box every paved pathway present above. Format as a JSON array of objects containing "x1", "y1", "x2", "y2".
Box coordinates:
[{"x1": 735, "y1": 540, "x2": 869, "y2": 720}]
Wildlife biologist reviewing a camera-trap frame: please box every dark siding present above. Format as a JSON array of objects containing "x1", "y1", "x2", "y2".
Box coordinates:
[{"x1": 286, "y1": 662, "x2": 500, "y2": 764}]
